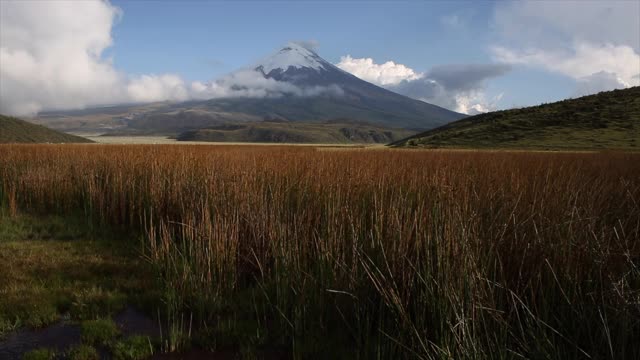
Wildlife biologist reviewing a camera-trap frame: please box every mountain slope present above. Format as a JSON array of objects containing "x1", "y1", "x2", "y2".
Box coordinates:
[
  {"x1": 175, "y1": 121, "x2": 415, "y2": 144},
  {"x1": 236, "y1": 43, "x2": 463, "y2": 129},
  {"x1": 0, "y1": 115, "x2": 93, "y2": 143},
  {"x1": 35, "y1": 44, "x2": 464, "y2": 136},
  {"x1": 391, "y1": 87, "x2": 640, "y2": 150}
]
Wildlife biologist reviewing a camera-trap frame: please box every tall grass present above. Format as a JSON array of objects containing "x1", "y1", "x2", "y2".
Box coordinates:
[{"x1": 1, "y1": 144, "x2": 638, "y2": 358}]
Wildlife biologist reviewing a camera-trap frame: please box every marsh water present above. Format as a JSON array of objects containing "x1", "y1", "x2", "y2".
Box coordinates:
[
  {"x1": 0, "y1": 306, "x2": 288, "y2": 359},
  {"x1": 0, "y1": 306, "x2": 158, "y2": 359}
]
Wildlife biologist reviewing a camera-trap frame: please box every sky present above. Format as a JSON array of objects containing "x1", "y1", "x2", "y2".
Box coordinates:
[{"x1": 1, "y1": 0, "x2": 638, "y2": 116}]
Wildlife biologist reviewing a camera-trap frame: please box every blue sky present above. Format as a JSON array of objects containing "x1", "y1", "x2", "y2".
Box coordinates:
[
  {"x1": 109, "y1": 0, "x2": 581, "y2": 109},
  {"x1": 109, "y1": 1, "x2": 533, "y2": 106},
  {"x1": 109, "y1": 1, "x2": 493, "y2": 78},
  {"x1": 1, "y1": 1, "x2": 638, "y2": 115}
]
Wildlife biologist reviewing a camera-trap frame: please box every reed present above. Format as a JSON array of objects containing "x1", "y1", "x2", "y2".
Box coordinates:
[{"x1": 1, "y1": 144, "x2": 638, "y2": 358}]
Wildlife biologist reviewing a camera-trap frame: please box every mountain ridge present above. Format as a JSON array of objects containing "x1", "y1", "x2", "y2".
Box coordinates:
[
  {"x1": 33, "y1": 44, "x2": 465, "y2": 136},
  {"x1": 0, "y1": 115, "x2": 93, "y2": 143},
  {"x1": 391, "y1": 87, "x2": 640, "y2": 150}
]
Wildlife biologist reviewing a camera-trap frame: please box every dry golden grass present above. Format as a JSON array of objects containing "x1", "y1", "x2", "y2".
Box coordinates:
[{"x1": 1, "y1": 144, "x2": 638, "y2": 358}]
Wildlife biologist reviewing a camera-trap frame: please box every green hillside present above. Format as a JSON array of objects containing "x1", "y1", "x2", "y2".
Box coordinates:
[
  {"x1": 176, "y1": 121, "x2": 415, "y2": 144},
  {"x1": 392, "y1": 87, "x2": 640, "y2": 150},
  {"x1": 0, "y1": 115, "x2": 93, "y2": 143}
]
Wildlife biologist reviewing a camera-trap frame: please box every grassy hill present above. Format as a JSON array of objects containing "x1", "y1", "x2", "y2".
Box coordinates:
[
  {"x1": 391, "y1": 87, "x2": 640, "y2": 150},
  {"x1": 175, "y1": 121, "x2": 415, "y2": 144},
  {"x1": 0, "y1": 115, "x2": 92, "y2": 143}
]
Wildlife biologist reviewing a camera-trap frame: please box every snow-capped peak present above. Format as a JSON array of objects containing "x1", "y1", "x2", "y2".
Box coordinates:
[{"x1": 254, "y1": 42, "x2": 328, "y2": 74}]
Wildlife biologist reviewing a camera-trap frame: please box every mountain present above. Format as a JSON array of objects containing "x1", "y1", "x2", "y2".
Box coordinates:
[
  {"x1": 391, "y1": 87, "x2": 640, "y2": 150},
  {"x1": 0, "y1": 115, "x2": 93, "y2": 143},
  {"x1": 34, "y1": 44, "x2": 464, "y2": 137},
  {"x1": 175, "y1": 120, "x2": 415, "y2": 144}
]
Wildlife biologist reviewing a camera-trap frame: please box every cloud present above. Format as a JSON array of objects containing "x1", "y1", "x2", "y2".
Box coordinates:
[
  {"x1": 409, "y1": 65, "x2": 509, "y2": 115},
  {"x1": 336, "y1": 56, "x2": 510, "y2": 114},
  {"x1": 426, "y1": 64, "x2": 512, "y2": 92},
  {"x1": 491, "y1": 1, "x2": 640, "y2": 94},
  {"x1": 574, "y1": 71, "x2": 628, "y2": 97},
  {"x1": 190, "y1": 69, "x2": 343, "y2": 100},
  {"x1": 492, "y1": 42, "x2": 639, "y2": 87},
  {"x1": 0, "y1": 0, "x2": 125, "y2": 115},
  {"x1": 0, "y1": 2, "x2": 339, "y2": 116},
  {"x1": 456, "y1": 92, "x2": 504, "y2": 116},
  {"x1": 291, "y1": 40, "x2": 319, "y2": 51},
  {"x1": 493, "y1": 1, "x2": 639, "y2": 52},
  {"x1": 335, "y1": 55, "x2": 423, "y2": 86},
  {"x1": 0, "y1": 0, "x2": 192, "y2": 115},
  {"x1": 127, "y1": 74, "x2": 189, "y2": 103},
  {"x1": 389, "y1": 64, "x2": 510, "y2": 114}
]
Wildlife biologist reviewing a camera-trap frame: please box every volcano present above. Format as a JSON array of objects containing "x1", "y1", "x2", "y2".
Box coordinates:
[{"x1": 36, "y1": 43, "x2": 465, "y2": 136}]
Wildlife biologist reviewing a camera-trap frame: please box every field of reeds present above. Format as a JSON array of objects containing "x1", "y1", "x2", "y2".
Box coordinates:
[{"x1": 0, "y1": 144, "x2": 639, "y2": 359}]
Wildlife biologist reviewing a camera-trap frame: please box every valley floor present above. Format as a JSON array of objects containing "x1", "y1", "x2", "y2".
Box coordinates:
[{"x1": 74, "y1": 134, "x2": 385, "y2": 147}]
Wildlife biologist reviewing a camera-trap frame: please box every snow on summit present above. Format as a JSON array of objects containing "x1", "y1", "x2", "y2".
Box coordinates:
[{"x1": 255, "y1": 43, "x2": 328, "y2": 74}]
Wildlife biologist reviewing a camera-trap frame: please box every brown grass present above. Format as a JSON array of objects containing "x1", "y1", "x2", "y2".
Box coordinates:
[{"x1": 1, "y1": 144, "x2": 639, "y2": 358}]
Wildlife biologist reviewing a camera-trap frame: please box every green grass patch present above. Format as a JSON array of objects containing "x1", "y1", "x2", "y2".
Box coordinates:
[
  {"x1": 81, "y1": 318, "x2": 120, "y2": 346},
  {"x1": 0, "y1": 114, "x2": 92, "y2": 144},
  {"x1": 0, "y1": 213, "x2": 90, "y2": 243},
  {"x1": 67, "y1": 344, "x2": 99, "y2": 360},
  {"x1": 113, "y1": 335, "x2": 154, "y2": 360},
  {"x1": 22, "y1": 348, "x2": 56, "y2": 360},
  {"x1": 0, "y1": 213, "x2": 154, "y2": 337}
]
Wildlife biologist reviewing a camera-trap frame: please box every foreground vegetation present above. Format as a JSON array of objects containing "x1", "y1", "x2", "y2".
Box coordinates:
[
  {"x1": 393, "y1": 86, "x2": 640, "y2": 150},
  {"x1": 0, "y1": 115, "x2": 93, "y2": 144},
  {"x1": 0, "y1": 213, "x2": 157, "y2": 359},
  {"x1": 1, "y1": 145, "x2": 639, "y2": 359},
  {"x1": 0, "y1": 214, "x2": 147, "y2": 331}
]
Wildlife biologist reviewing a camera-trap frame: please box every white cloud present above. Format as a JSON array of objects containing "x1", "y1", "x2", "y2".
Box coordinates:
[
  {"x1": 189, "y1": 69, "x2": 343, "y2": 100},
  {"x1": 0, "y1": 0, "x2": 125, "y2": 115},
  {"x1": 492, "y1": 42, "x2": 639, "y2": 88},
  {"x1": 456, "y1": 92, "x2": 504, "y2": 115},
  {"x1": 0, "y1": 0, "x2": 193, "y2": 116},
  {"x1": 390, "y1": 78, "x2": 506, "y2": 115},
  {"x1": 127, "y1": 74, "x2": 189, "y2": 103},
  {"x1": 0, "y1": 1, "x2": 340, "y2": 116},
  {"x1": 337, "y1": 56, "x2": 510, "y2": 114},
  {"x1": 335, "y1": 55, "x2": 423, "y2": 86},
  {"x1": 491, "y1": 1, "x2": 640, "y2": 94}
]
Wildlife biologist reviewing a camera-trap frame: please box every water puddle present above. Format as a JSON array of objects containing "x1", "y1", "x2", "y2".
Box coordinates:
[
  {"x1": 113, "y1": 306, "x2": 159, "y2": 339},
  {"x1": 0, "y1": 306, "x2": 286, "y2": 359},
  {"x1": 0, "y1": 321, "x2": 81, "y2": 359},
  {"x1": 0, "y1": 306, "x2": 159, "y2": 359}
]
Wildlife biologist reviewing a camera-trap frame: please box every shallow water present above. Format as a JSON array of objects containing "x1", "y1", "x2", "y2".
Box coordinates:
[
  {"x1": 0, "y1": 306, "x2": 288, "y2": 359},
  {"x1": 0, "y1": 321, "x2": 81, "y2": 359},
  {"x1": 0, "y1": 306, "x2": 159, "y2": 359}
]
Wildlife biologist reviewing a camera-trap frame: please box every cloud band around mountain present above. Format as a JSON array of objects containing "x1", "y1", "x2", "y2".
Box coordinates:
[{"x1": 335, "y1": 56, "x2": 510, "y2": 115}]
